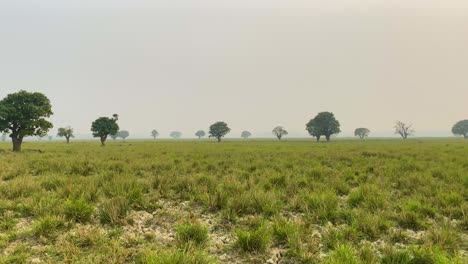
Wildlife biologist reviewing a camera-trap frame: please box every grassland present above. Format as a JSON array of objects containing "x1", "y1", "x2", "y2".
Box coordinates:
[{"x1": 0, "y1": 139, "x2": 466, "y2": 263}]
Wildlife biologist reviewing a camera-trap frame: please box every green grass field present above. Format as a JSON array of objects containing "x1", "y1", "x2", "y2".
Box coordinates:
[{"x1": 0, "y1": 139, "x2": 466, "y2": 263}]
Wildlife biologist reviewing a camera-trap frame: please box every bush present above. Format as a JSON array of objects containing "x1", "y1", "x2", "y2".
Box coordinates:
[
  {"x1": 176, "y1": 223, "x2": 209, "y2": 248},
  {"x1": 99, "y1": 196, "x2": 129, "y2": 225},
  {"x1": 64, "y1": 198, "x2": 94, "y2": 222},
  {"x1": 136, "y1": 248, "x2": 214, "y2": 264},
  {"x1": 236, "y1": 223, "x2": 271, "y2": 254},
  {"x1": 324, "y1": 243, "x2": 360, "y2": 264},
  {"x1": 32, "y1": 215, "x2": 66, "y2": 237},
  {"x1": 272, "y1": 216, "x2": 299, "y2": 245}
]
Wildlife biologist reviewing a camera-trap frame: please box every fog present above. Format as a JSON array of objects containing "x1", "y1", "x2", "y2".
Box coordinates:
[{"x1": 1, "y1": 1, "x2": 467, "y2": 138}]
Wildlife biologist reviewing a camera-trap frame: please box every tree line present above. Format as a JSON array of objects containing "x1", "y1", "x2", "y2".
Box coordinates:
[{"x1": 0, "y1": 91, "x2": 467, "y2": 152}]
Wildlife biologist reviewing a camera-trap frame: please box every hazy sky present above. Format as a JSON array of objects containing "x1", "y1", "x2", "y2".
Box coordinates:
[{"x1": 1, "y1": 0, "x2": 467, "y2": 138}]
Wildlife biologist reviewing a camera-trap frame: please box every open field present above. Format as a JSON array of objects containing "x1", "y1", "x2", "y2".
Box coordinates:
[{"x1": 0, "y1": 139, "x2": 466, "y2": 263}]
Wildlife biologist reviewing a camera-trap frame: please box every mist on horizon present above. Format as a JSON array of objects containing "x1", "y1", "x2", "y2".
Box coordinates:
[{"x1": 1, "y1": 0, "x2": 467, "y2": 139}]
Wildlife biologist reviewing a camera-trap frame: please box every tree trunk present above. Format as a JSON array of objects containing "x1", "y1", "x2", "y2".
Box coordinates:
[
  {"x1": 12, "y1": 137, "x2": 23, "y2": 152},
  {"x1": 217, "y1": 137, "x2": 221, "y2": 142},
  {"x1": 326, "y1": 135, "x2": 331, "y2": 142},
  {"x1": 66, "y1": 136, "x2": 70, "y2": 144},
  {"x1": 464, "y1": 134, "x2": 467, "y2": 139},
  {"x1": 316, "y1": 136, "x2": 320, "y2": 142},
  {"x1": 100, "y1": 136, "x2": 106, "y2": 146}
]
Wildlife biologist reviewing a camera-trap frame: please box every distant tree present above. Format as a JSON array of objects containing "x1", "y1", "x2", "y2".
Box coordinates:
[
  {"x1": 48, "y1": 135, "x2": 53, "y2": 141},
  {"x1": 0, "y1": 90, "x2": 53, "y2": 152},
  {"x1": 57, "y1": 127, "x2": 74, "y2": 143},
  {"x1": 151, "y1": 129, "x2": 159, "y2": 140},
  {"x1": 306, "y1": 112, "x2": 341, "y2": 142},
  {"x1": 272, "y1": 126, "x2": 288, "y2": 140},
  {"x1": 1, "y1": 132, "x2": 6, "y2": 142},
  {"x1": 241, "y1": 131, "x2": 252, "y2": 139},
  {"x1": 170, "y1": 131, "x2": 182, "y2": 139},
  {"x1": 118, "y1": 130, "x2": 129, "y2": 141},
  {"x1": 209, "y1": 122, "x2": 230, "y2": 142},
  {"x1": 354, "y1": 128, "x2": 370, "y2": 139},
  {"x1": 452, "y1": 120, "x2": 468, "y2": 139},
  {"x1": 110, "y1": 134, "x2": 118, "y2": 140},
  {"x1": 394, "y1": 121, "x2": 414, "y2": 139},
  {"x1": 91, "y1": 114, "x2": 119, "y2": 146},
  {"x1": 195, "y1": 130, "x2": 206, "y2": 139}
]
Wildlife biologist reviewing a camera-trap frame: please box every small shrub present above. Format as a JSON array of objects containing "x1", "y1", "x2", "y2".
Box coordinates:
[
  {"x1": 324, "y1": 243, "x2": 360, "y2": 264},
  {"x1": 176, "y1": 223, "x2": 208, "y2": 248},
  {"x1": 0, "y1": 211, "x2": 16, "y2": 231},
  {"x1": 236, "y1": 224, "x2": 271, "y2": 254},
  {"x1": 64, "y1": 198, "x2": 94, "y2": 222},
  {"x1": 306, "y1": 190, "x2": 339, "y2": 223},
  {"x1": 136, "y1": 248, "x2": 214, "y2": 264},
  {"x1": 99, "y1": 196, "x2": 129, "y2": 225},
  {"x1": 272, "y1": 216, "x2": 299, "y2": 245},
  {"x1": 32, "y1": 215, "x2": 66, "y2": 237}
]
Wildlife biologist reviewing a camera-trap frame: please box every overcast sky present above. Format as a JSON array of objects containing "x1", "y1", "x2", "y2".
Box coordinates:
[{"x1": 0, "y1": 0, "x2": 467, "y2": 138}]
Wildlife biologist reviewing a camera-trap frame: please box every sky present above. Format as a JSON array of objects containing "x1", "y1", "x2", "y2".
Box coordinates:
[{"x1": 0, "y1": 0, "x2": 467, "y2": 138}]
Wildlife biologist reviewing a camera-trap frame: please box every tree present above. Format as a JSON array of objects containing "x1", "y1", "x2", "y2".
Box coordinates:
[
  {"x1": 209, "y1": 122, "x2": 230, "y2": 142},
  {"x1": 241, "y1": 131, "x2": 252, "y2": 139},
  {"x1": 151, "y1": 129, "x2": 159, "y2": 140},
  {"x1": 306, "y1": 112, "x2": 341, "y2": 142},
  {"x1": 48, "y1": 135, "x2": 53, "y2": 141},
  {"x1": 110, "y1": 134, "x2": 118, "y2": 140},
  {"x1": 170, "y1": 131, "x2": 182, "y2": 139},
  {"x1": 57, "y1": 127, "x2": 74, "y2": 143},
  {"x1": 272, "y1": 126, "x2": 288, "y2": 140},
  {"x1": 354, "y1": 128, "x2": 370, "y2": 139},
  {"x1": 394, "y1": 121, "x2": 414, "y2": 139},
  {"x1": 1, "y1": 132, "x2": 6, "y2": 142},
  {"x1": 0, "y1": 90, "x2": 53, "y2": 152},
  {"x1": 91, "y1": 114, "x2": 119, "y2": 146},
  {"x1": 118, "y1": 130, "x2": 129, "y2": 141},
  {"x1": 195, "y1": 130, "x2": 206, "y2": 139},
  {"x1": 452, "y1": 120, "x2": 468, "y2": 139}
]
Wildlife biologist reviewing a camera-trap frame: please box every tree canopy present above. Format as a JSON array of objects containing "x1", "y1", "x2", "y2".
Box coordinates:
[
  {"x1": 0, "y1": 90, "x2": 53, "y2": 152},
  {"x1": 91, "y1": 114, "x2": 119, "y2": 146},
  {"x1": 151, "y1": 129, "x2": 159, "y2": 139},
  {"x1": 57, "y1": 127, "x2": 74, "y2": 143},
  {"x1": 272, "y1": 126, "x2": 288, "y2": 140},
  {"x1": 209, "y1": 122, "x2": 230, "y2": 142},
  {"x1": 241, "y1": 131, "x2": 252, "y2": 139},
  {"x1": 354, "y1": 128, "x2": 370, "y2": 139},
  {"x1": 452, "y1": 120, "x2": 468, "y2": 139},
  {"x1": 195, "y1": 130, "x2": 206, "y2": 139},
  {"x1": 306, "y1": 112, "x2": 341, "y2": 142},
  {"x1": 170, "y1": 131, "x2": 182, "y2": 139},
  {"x1": 118, "y1": 130, "x2": 130, "y2": 141}
]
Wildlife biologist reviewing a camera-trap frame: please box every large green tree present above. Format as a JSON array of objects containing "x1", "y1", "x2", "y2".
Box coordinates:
[
  {"x1": 57, "y1": 126, "x2": 74, "y2": 143},
  {"x1": 306, "y1": 112, "x2": 341, "y2": 142},
  {"x1": 354, "y1": 127, "x2": 370, "y2": 139},
  {"x1": 209, "y1": 122, "x2": 230, "y2": 142},
  {"x1": 452, "y1": 120, "x2": 468, "y2": 139},
  {"x1": 0, "y1": 90, "x2": 53, "y2": 152},
  {"x1": 91, "y1": 114, "x2": 119, "y2": 146}
]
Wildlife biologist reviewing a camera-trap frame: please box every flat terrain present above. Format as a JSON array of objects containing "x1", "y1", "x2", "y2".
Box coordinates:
[{"x1": 0, "y1": 139, "x2": 466, "y2": 263}]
